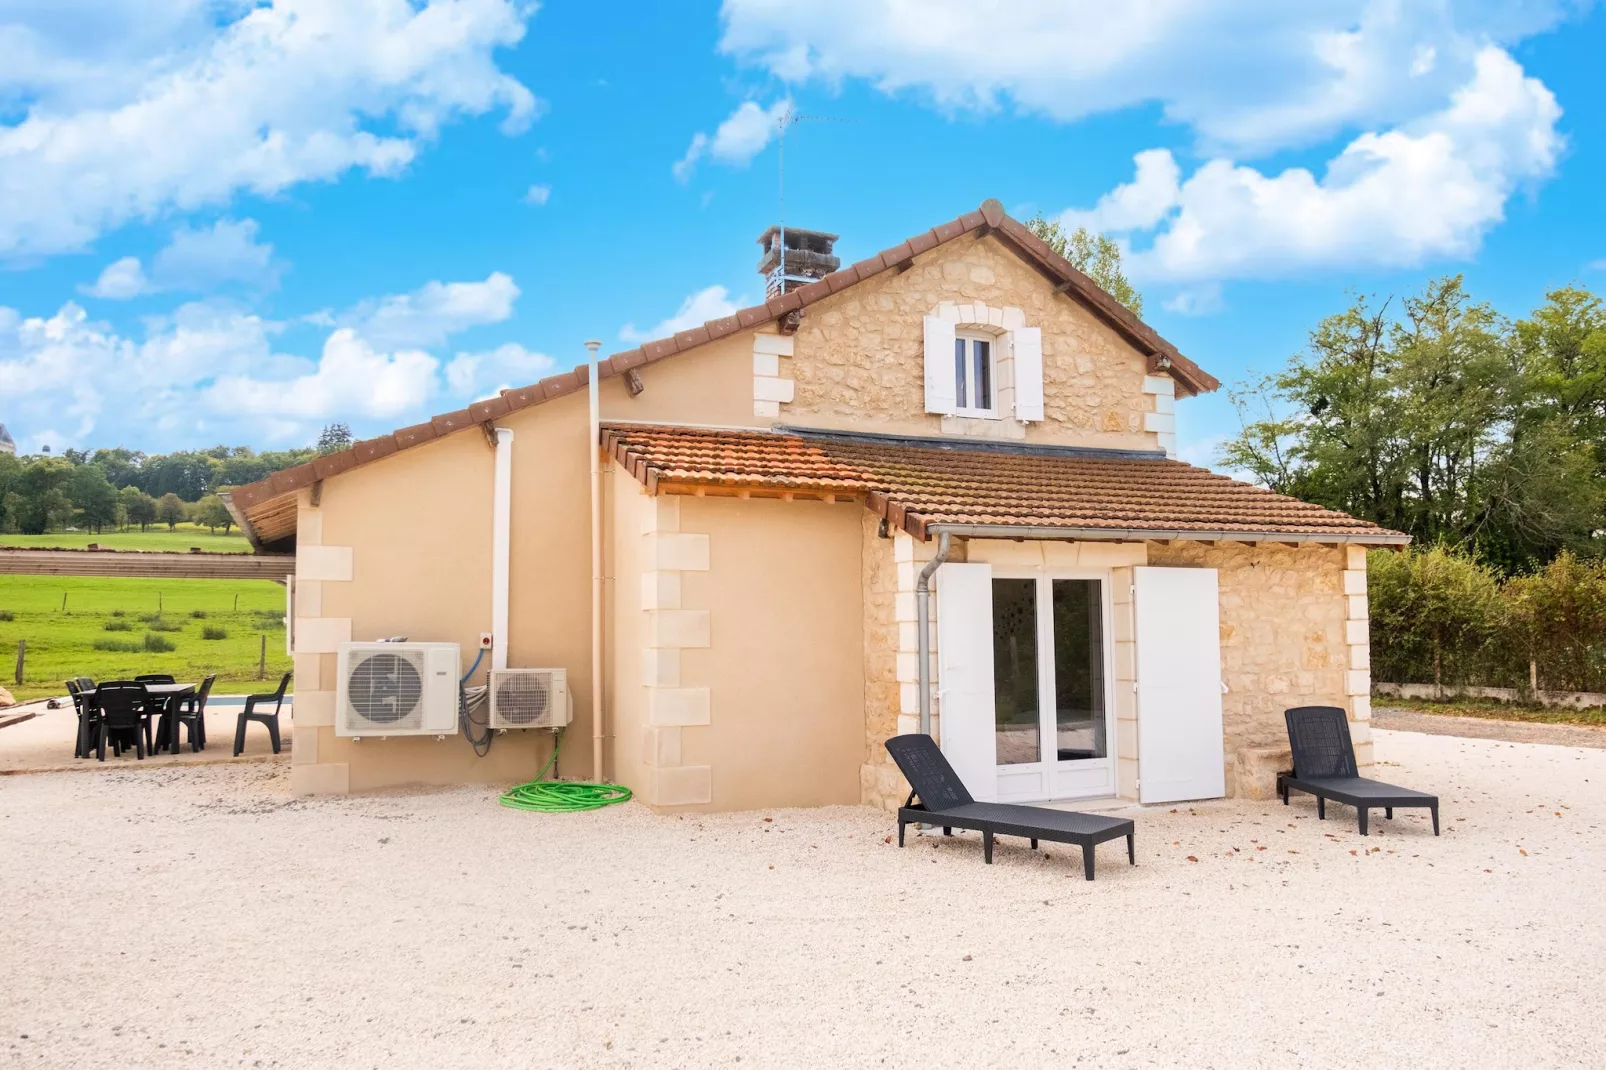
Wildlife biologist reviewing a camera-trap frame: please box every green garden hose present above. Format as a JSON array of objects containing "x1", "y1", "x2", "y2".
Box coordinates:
[{"x1": 498, "y1": 729, "x2": 633, "y2": 812}]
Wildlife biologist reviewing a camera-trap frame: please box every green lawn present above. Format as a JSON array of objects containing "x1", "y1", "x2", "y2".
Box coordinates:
[
  {"x1": 1379, "y1": 695, "x2": 1606, "y2": 728},
  {"x1": 0, "y1": 525, "x2": 251, "y2": 553},
  {"x1": 0, "y1": 575, "x2": 291, "y2": 701}
]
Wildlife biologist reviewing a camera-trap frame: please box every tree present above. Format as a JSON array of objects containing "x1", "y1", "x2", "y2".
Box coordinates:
[
  {"x1": 138, "y1": 450, "x2": 220, "y2": 500},
  {"x1": 0, "y1": 451, "x2": 22, "y2": 532},
  {"x1": 90, "y1": 447, "x2": 146, "y2": 489},
  {"x1": 121, "y1": 486, "x2": 157, "y2": 531},
  {"x1": 193, "y1": 493, "x2": 233, "y2": 534},
  {"x1": 155, "y1": 492, "x2": 187, "y2": 530},
  {"x1": 1023, "y1": 215, "x2": 1143, "y2": 316},
  {"x1": 317, "y1": 423, "x2": 353, "y2": 455},
  {"x1": 7, "y1": 457, "x2": 75, "y2": 534},
  {"x1": 1221, "y1": 277, "x2": 1606, "y2": 571},
  {"x1": 69, "y1": 463, "x2": 120, "y2": 533}
]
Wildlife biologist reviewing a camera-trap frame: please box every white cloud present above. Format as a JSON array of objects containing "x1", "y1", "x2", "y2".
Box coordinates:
[
  {"x1": 84, "y1": 257, "x2": 150, "y2": 299},
  {"x1": 0, "y1": 0, "x2": 539, "y2": 258},
  {"x1": 674, "y1": 99, "x2": 791, "y2": 181},
  {"x1": 204, "y1": 329, "x2": 438, "y2": 421},
  {"x1": 523, "y1": 183, "x2": 551, "y2": 205},
  {"x1": 1065, "y1": 48, "x2": 1562, "y2": 284},
  {"x1": 619, "y1": 286, "x2": 740, "y2": 343},
  {"x1": 151, "y1": 218, "x2": 280, "y2": 290},
  {"x1": 719, "y1": 1, "x2": 1570, "y2": 155},
  {"x1": 1162, "y1": 284, "x2": 1224, "y2": 317},
  {"x1": 1, "y1": 271, "x2": 538, "y2": 449},
  {"x1": 327, "y1": 272, "x2": 520, "y2": 349},
  {"x1": 83, "y1": 218, "x2": 281, "y2": 299},
  {"x1": 444, "y1": 342, "x2": 554, "y2": 395}
]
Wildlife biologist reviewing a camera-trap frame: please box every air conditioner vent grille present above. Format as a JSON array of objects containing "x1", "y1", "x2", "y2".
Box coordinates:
[
  {"x1": 488, "y1": 668, "x2": 569, "y2": 730},
  {"x1": 346, "y1": 651, "x2": 425, "y2": 728}
]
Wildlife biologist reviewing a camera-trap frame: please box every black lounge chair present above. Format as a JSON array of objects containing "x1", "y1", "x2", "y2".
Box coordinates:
[
  {"x1": 1278, "y1": 705, "x2": 1439, "y2": 836},
  {"x1": 884, "y1": 734, "x2": 1135, "y2": 880}
]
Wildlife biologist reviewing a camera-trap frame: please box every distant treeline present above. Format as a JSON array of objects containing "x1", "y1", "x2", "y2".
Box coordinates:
[{"x1": 0, "y1": 424, "x2": 351, "y2": 535}]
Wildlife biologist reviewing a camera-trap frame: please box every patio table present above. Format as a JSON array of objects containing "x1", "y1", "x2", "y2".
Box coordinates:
[{"x1": 78, "y1": 683, "x2": 195, "y2": 758}]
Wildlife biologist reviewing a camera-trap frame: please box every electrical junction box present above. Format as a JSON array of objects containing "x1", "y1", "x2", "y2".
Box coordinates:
[{"x1": 478, "y1": 632, "x2": 494, "y2": 649}]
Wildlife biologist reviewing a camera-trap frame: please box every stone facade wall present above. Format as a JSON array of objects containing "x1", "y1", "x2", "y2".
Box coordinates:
[
  {"x1": 781, "y1": 235, "x2": 1162, "y2": 452},
  {"x1": 1145, "y1": 541, "x2": 1371, "y2": 795}
]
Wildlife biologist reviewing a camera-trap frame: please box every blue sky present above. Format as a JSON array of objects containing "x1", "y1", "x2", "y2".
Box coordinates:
[{"x1": 2, "y1": 1, "x2": 1604, "y2": 470}]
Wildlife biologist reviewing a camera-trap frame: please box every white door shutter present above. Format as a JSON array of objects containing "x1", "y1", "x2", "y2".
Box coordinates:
[
  {"x1": 1012, "y1": 326, "x2": 1044, "y2": 422},
  {"x1": 1133, "y1": 566, "x2": 1226, "y2": 804},
  {"x1": 923, "y1": 315, "x2": 958, "y2": 415},
  {"x1": 936, "y1": 562, "x2": 997, "y2": 801}
]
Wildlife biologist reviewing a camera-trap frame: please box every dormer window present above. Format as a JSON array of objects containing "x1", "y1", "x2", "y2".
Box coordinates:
[{"x1": 954, "y1": 333, "x2": 994, "y2": 414}]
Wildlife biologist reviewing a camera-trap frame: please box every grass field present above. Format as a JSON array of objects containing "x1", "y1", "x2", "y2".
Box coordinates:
[
  {"x1": 0, "y1": 525, "x2": 251, "y2": 553},
  {"x1": 1381, "y1": 695, "x2": 1606, "y2": 727},
  {"x1": 0, "y1": 575, "x2": 291, "y2": 701}
]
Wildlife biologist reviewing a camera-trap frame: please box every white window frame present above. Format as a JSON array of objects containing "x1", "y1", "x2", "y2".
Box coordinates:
[{"x1": 953, "y1": 329, "x2": 1000, "y2": 418}]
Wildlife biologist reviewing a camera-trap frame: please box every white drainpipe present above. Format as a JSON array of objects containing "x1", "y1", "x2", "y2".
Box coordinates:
[
  {"x1": 585, "y1": 339, "x2": 604, "y2": 782},
  {"x1": 491, "y1": 428, "x2": 513, "y2": 671},
  {"x1": 915, "y1": 531, "x2": 952, "y2": 737}
]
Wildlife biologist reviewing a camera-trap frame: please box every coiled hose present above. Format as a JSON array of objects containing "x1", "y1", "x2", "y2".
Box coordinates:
[{"x1": 499, "y1": 728, "x2": 633, "y2": 812}]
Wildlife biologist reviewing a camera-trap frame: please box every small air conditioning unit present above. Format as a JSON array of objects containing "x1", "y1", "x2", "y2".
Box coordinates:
[
  {"x1": 487, "y1": 668, "x2": 570, "y2": 730},
  {"x1": 336, "y1": 642, "x2": 461, "y2": 737}
]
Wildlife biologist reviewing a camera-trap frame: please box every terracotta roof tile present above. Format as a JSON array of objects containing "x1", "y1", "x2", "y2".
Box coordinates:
[{"x1": 601, "y1": 424, "x2": 1406, "y2": 544}]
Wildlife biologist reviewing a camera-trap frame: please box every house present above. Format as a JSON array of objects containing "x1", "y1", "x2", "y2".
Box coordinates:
[{"x1": 224, "y1": 199, "x2": 1406, "y2": 811}]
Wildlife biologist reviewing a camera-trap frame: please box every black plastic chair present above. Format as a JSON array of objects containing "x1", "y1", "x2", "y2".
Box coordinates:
[
  {"x1": 67, "y1": 680, "x2": 96, "y2": 759},
  {"x1": 173, "y1": 675, "x2": 216, "y2": 752},
  {"x1": 137, "y1": 674, "x2": 182, "y2": 753},
  {"x1": 235, "y1": 672, "x2": 291, "y2": 756},
  {"x1": 884, "y1": 734, "x2": 1136, "y2": 880},
  {"x1": 91, "y1": 681, "x2": 153, "y2": 761},
  {"x1": 1278, "y1": 706, "x2": 1440, "y2": 836}
]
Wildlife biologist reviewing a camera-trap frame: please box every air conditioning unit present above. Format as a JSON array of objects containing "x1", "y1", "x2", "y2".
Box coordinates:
[
  {"x1": 487, "y1": 668, "x2": 570, "y2": 730},
  {"x1": 336, "y1": 642, "x2": 461, "y2": 737}
]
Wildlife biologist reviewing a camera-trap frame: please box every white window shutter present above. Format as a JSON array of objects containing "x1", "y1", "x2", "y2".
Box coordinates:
[
  {"x1": 1012, "y1": 326, "x2": 1044, "y2": 422},
  {"x1": 1133, "y1": 567, "x2": 1226, "y2": 804},
  {"x1": 936, "y1": 562, "x2": 998, "y2": 801},
  {"x1": 923, "y1": 315, "x2": 957, "y2": 415}
]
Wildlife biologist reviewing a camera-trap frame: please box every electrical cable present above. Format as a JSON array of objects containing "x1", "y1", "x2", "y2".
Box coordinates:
[
  {"x1": 459, "y1": 646, "x2": 493, "y2": 756},
  {"x1": 499, "y1": 728, "x2": 633, "y2": 812}
]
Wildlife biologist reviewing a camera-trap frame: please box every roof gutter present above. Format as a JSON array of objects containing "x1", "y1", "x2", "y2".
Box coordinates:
[{"x1": 923, "y1": 523, "x2": 1412, "y2": 546}]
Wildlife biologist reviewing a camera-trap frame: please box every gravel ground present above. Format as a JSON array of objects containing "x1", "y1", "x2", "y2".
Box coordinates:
[{"x1": 2, "y1": 729, "x2": 1602, "y2": 1070}]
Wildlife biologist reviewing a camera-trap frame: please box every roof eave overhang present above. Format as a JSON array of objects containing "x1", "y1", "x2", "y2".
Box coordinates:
[
  {"x1": 921, "y1": 522, "x2": 1412, "y2": 546},
  {"x1": 219, "y1": 490, "x2": 264, "y2": 553}
]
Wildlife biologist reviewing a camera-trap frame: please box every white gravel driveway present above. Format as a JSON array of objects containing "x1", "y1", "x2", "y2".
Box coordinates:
[{"x1": 2, "y1": 728, "x2": 1602, "y2": 1069}]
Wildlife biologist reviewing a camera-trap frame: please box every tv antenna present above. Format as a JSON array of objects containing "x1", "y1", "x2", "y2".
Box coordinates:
[{"x1": 772, "y1": 104, "x2": 854, "y2": 294}]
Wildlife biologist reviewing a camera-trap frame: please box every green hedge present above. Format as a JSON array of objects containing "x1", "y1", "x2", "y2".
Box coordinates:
[{"x1": 1370, "y1": 548, "x2": 1606, "y2": 693}]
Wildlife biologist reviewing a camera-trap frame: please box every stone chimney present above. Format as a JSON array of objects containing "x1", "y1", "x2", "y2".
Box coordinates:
[{"x1": 756, "y1": 226, "x2": 839, "y2": 298}]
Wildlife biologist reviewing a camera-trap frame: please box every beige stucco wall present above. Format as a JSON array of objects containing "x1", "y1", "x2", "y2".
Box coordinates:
[
  {"x1": 776, "y1": 235, "x2": 1164, "y2": 451},
  {"x1": 641, "y1": 493, "x2": 866, "y2": 811},
  {"x1": 285, "y1": 336, "x2": 764, "y2": 795}
]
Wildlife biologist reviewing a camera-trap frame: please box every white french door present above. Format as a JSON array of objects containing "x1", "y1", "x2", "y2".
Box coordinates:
[{"x1": 939, "y1": 566, "x2": 1116, "y2": 804}]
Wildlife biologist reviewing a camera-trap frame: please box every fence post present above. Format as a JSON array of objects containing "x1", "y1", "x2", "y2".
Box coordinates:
[
  {"x1": 13, "y1": 639, "x2": 24, "y2": 686},
  {"x1": 259, "y1": 633, "x2": 267, "y2": 680}
]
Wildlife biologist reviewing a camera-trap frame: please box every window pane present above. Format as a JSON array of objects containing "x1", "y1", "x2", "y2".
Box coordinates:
[
  {"x1": 992, "y1": 578, "x2": 1040, "y2": 765},
  {"x1": 974, "y1": 339, "x2": 992, "y2": 410},
  {"x1": 1051, "y1": 579, "x2": 1106, "y2": 761},
  {"x1": 953, "y1": 337, "x2": 967, "y2": 409}
]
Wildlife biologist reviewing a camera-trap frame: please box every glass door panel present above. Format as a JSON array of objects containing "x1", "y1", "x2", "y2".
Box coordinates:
[
  {"x1": 1051, "y1": 579, "x2": 1107, "y2": 762},
  {"x1": 991, "y1": 578, "x2": 1039, "y2": 765}
]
